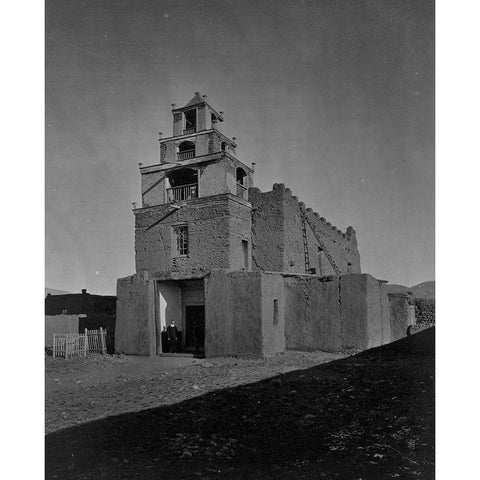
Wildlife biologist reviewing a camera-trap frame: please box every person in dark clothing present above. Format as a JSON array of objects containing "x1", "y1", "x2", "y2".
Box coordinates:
[{"x1": 166, "y1": 320, "x2": 178, "y2": 353}]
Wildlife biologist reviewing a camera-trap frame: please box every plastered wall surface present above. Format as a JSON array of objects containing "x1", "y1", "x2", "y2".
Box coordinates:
[
  {"x1": 45, "y1": 314, "x2": 79, "y2": 347},
  {"x1": 284, "y1": 274, "x2": 390, "y2": 352},
  {"x1": 135, "y1": 195, "x2": 251, "y2": 276},
  {"x1": 388, "y1": 293, "x2": 412, "y2": 341},
  {"x1": 141, "y1": 169, "x2": 167, "y2": 207},
  {"x1": 260, "y1": 274, "x2": 286, "y2": 355},
  {"x1": 115, "y1": 273, "x2": 156, "y2": 355},
  {"x1": 284, "y1": 276, "x2": 341, "y2": 352},
  {"x1": 363, "y1": 274, "x2": 390, "y2": 348},
  {"x1": 198, "y1": 161, "x2": 231, "y2": 197},
  {"x1": 205, "y1": 271, "x2": 263, "y2": 357}
]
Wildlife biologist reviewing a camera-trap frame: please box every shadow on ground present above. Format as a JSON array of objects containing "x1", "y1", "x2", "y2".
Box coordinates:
[{"x1": 46, "y1": 328, "x2": 434, "y2": 480}]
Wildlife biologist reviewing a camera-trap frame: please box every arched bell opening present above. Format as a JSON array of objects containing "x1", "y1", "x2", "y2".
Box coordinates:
[
  {"x1": 236, "y1": 167, "x2": 248, "y2": 199},
  {"x1": 177, "y1": 141, "x2": 195, "y2": 161},
  {"x1": 167, "y1": 168, "x2": 198, "y2": 202}
]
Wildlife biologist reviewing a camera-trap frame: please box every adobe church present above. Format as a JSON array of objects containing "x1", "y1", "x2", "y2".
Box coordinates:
[{"x1": 115, "y1": 92, "x2": 407, "y2": 357}]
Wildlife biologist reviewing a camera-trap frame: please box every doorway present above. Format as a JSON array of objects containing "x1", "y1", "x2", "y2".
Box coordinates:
[{"x1": 184, "y1": 305, "x2": 205, "y2": 354}]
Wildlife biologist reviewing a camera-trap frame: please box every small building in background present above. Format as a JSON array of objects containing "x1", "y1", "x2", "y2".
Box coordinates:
[{"x1": 45, "y1": 289, "x2": 116, "y2": 353}]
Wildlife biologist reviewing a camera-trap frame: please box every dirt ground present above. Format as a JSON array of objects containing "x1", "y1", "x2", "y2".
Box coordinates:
[
  {"x1": 46, "y1": 329, "x2": 434, "y2": 480},
  {"x1": 45, "y1": 351, "x2": 346, "y2": 433}
]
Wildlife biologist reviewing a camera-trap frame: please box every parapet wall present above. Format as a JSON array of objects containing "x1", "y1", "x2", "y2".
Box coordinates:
[{"x1": 249, "y1": 183, "x2": 361, "y2": 275}]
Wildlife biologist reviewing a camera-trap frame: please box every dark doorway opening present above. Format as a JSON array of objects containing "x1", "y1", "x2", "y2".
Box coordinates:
[{"x1": 184, "y1": 305, "x2": 205, "y2": 356}]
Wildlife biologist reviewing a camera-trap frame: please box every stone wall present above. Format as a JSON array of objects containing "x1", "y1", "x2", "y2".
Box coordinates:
[
  {"x1": 250, "y1": 183, "x2": 361, "y2": 275},
  {"x1": 414, "y1": 298, "x2": 435, "y2": 325},
  {"x1": 134, "y1": 194, "x2": 251, "y2": 276},
  {"x1": 284, "y1": 274, "x2": 389, "y2": 352}
]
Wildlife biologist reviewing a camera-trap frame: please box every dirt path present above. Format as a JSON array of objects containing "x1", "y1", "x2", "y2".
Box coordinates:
[
  {"x1": 46, "y1": 330, "x2": 435, "y2": 479},
  {"x1": 45, "y1": 351, "x2": 345, "y2": 433}
]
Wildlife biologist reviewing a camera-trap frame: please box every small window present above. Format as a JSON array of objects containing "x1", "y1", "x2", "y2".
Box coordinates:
[
  {"x1": 173, "y1": 225, "x2": 188, "y2": 256},
  {"x1": 273, "y1": 299, "x2": 279, "y2": 326}
]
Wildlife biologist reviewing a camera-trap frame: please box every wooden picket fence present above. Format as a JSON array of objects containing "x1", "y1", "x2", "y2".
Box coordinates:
[{"x1": 53, "y1": 328, "x2": 107, "y2": 359}]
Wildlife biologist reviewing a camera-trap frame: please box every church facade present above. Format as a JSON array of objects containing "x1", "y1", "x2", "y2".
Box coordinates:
[{"x1": 115, "y1": 92, "x2": 399, "y2": 357}]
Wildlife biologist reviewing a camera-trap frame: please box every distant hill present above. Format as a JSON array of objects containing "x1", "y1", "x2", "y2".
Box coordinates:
[
  {"x1": 45, "y1": 288, "x2": 71, "y2": 296},
  {"x1": 411, "y1": 281, "x2": 435, "y2": 299},
  {"x1": 385, "y1": 284, "x2": 411, "y2": 295},
  {"x1": 385, "y1": 281, "x2": 435, "y2": 299}
]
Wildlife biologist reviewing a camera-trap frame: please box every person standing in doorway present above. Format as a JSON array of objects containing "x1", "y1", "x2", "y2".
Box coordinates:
[{"x1": 167, "y1": 320, "x2": 178, "y2": 353}]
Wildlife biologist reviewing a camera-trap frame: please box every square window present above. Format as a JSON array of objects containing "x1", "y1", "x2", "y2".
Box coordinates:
[{"x1": 173, "y1": 225, "x2": 188, "y2": 256}]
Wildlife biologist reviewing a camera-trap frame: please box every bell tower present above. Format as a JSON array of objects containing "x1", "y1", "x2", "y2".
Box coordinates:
[
  {"x1": 139, "y1": 92, "x2": 253, "y2": 207},
  {"x1": 133, "y1": 92, "x2": 254, "y2": 277}
]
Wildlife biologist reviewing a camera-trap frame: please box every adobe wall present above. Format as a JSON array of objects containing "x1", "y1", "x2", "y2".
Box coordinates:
[
  {"x1": 284, "y1": 274, "x2": 390, "y2": 352},
  {"x1": 141, "y1": 169, "x2": 167, "y2": 207},
  {"x1": 260, "y1": 273, "x2": 286, "y2": 355},
  {"x1": 284, "y1": 276, "x2": 341, "y2": 352},
  {"x1": 205, "y1": 271, "x2": 263, "y2": 357},
  {"x1": 250, "y1": 183, "x2": 361, "y2": 275},
  {"x1": 45, "y1": 314, "x2": 79, "y2": 347},
  {"x1": 134, "y1": 195, "x2": 251, "y2": 276},
  {"x1": 115, "y1": 273, "x2": 156, "y2": 355},
  {"x1": 249, "y1": 187, "x2": 285, "y2": 272},
  {"x1": 388, "y1": 293, "x2": 414, "y2": 341}
]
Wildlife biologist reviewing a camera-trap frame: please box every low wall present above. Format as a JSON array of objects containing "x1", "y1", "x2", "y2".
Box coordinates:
[
  {"x1": 284, "y1": 274, "x2": 390, "y2": 352},
  {"x1": 388, "y1": 293, "x2": 413, "y2": 341},
  {"x1": 45, "y1": 314, "x2": 79, "y2": 347},
  {"x1": 415, "y1": 298, "x2": 435, "y2": 325},
  {"x1": 115, "y1": 273, "x2": 156, "y2": 355}
]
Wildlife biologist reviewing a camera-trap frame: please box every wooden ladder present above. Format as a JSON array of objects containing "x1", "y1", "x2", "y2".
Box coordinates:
[{"x1": 301, "y1": 214, "x2": 310, "y2": 273}]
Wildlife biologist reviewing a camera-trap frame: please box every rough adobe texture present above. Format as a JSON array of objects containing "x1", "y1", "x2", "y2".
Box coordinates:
[
  {"x1": 134, "y1": 194, "x2": 251, "y2": 277},
  {"x1": 414, "y1": 298, "x2": 435, "y2": 325},
  {"x1": 249, "y1": 183, "x2": 361, "y2": 275}
]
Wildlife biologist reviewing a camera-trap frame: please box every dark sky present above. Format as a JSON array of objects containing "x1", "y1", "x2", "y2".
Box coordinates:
[{"x1": 46, "y1": 0, "x2": 434, "y2": 295}]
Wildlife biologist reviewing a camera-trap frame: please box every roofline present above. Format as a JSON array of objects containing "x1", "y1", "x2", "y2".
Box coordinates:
[
  {"x1": 172, "y1": 102, "x2": 224, "y2": 121},
  {"x1": 159, "y1": 128, "x2": 236, "y2": 147},
  {"x1": 139, "y1": 151, "x2": 254, "y2": 175}
]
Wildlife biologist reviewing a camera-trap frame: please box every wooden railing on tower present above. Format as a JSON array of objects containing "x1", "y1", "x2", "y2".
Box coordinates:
[
  {"x1": 167, "y1": 183, "x2": 198, "y2": 202},
  {"x1": 177, "y1": 150, "x2": 195, "y2": 161}
]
